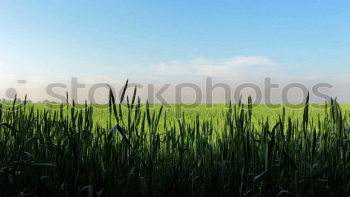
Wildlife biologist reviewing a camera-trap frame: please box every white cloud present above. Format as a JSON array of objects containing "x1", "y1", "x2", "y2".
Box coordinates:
[
  {"x1": 1, "y1": 55, "x2": 350, "y2": 104},
  {"x1": 156, "y1": 56, "x2": 275, "y2": 77},
  {"x1": 158, "y1": 60, "x2": 193, "y2": 75}
]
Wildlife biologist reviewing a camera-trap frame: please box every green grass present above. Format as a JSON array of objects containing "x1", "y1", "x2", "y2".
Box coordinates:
[
  {"x1": 8, "y1": 102, "x2": 350, "y2": 129},
  {"x1": 1, "y1": 86, "x2": 350, "y2": 196}
]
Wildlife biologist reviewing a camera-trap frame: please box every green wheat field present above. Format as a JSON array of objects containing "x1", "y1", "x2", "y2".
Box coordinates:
[{"x1": 1, "y1": 84, "x2": 350, "y2": 196}]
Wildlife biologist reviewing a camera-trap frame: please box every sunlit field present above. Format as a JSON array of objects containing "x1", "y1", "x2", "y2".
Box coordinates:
[
  {"x1": 6, "y1": 101, "x2": 350, "y2": 127},
  {"x1": 6, "y1": 102, "x2": 350, "y2": 131}
]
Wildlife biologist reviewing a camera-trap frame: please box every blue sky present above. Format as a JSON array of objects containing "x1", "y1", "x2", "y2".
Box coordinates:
[
  {"x1": 1, "y1": 0, "x2": 349, "y2": 77},
  {"x1": 0, "y1": 1, "x2": 350, "y2": 102}
]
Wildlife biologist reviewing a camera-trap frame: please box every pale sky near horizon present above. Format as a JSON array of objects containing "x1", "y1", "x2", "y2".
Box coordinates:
[{"x1": 0, "y1": 1, "x2": 350, "y2": 103}]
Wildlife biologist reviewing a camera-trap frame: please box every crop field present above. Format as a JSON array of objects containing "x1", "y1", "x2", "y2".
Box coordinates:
[
  {"x1": 1, "y1": 86, "x2": 350, "y2": 196},
  {"x1": 11, "y1": 102, "x2": 350, "y2": 130}
]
